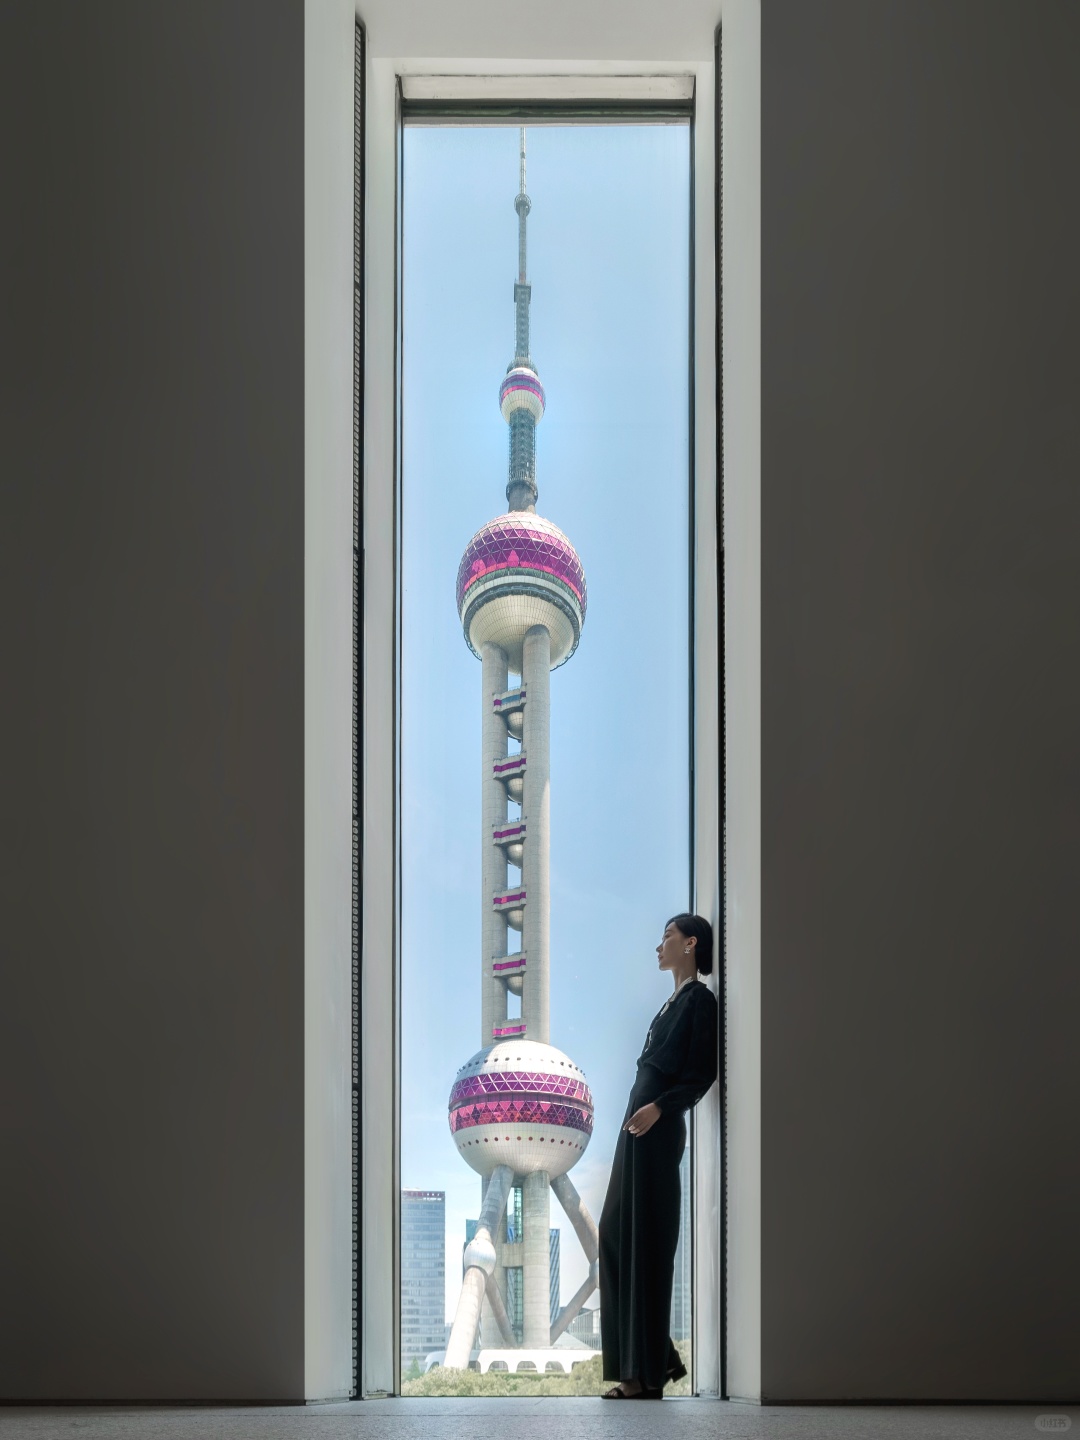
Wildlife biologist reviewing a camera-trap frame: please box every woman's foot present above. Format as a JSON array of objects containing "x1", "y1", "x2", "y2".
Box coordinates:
[
  {"x1": 601, "y1": 1379, "x2": 663, "y2": 1399},
  {"x1": 665, "y1": 1340, "x2": 687, "y2": 1383},
  {"x1": 601, "y1": 1379, "x2": 644, "y2": 1398}
]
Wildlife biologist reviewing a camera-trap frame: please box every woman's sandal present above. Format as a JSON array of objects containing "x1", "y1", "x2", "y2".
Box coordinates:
[
  {"x1": 601, "y1": 1383, "x2": 664, "y2": 1399},
  {"x1": 666, "y1": 1345, "x2": 688, "y2": 1384}
]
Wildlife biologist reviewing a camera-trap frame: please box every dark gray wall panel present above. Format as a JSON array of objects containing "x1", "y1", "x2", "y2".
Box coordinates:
[
  {"x1": 761, "y1": 0, "x2": 1080, "y2": 1401},
  {"x1": 0, "y1": 0, "x2": 306, "y2": 1400}
]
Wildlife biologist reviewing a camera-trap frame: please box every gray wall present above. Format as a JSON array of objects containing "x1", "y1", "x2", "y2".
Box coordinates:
[
  {"x1": 0, "y1": 1, "x2": 308, "y2": 1400},
  {"x1": 761, "y1": 0, "x2": 1080, "y2": 1402},
  {"x1": 3, "y1": 0, "x2": 1078, "y2": 1408}
]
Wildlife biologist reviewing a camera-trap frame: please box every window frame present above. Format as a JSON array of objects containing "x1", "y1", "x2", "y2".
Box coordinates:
[{"x1": 359, "y1": 57, "x2": 733, "y2": 1401}]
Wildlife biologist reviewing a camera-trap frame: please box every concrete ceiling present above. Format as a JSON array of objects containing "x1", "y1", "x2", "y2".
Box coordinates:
[{"x1": 359, "y1": 0, "x2": 724, "y2": 62}]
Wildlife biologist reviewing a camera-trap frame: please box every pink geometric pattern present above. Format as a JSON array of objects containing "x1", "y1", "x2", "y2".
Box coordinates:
[
  {"x1": 449, "y1": 1070, "x2": 593, "y2": 1107},
  {"x1": 456, "y1": 514, "x2": 587, "y2": 616},
  {"x1": 449, "y1": 1098, "x2": 593, "y2": 1136}
]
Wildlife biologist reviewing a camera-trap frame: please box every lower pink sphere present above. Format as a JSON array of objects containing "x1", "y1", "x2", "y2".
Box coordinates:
[{"x1": 448, "y1": 1039, "x2": 593, "y2": 1179}]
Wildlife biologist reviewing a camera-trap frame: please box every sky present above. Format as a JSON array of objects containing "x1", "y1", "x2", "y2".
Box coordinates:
[{"x1": 399, "y1": 121, "x2": 691, "y2": 1325}]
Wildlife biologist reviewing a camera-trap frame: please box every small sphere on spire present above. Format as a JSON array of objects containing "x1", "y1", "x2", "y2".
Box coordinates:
[{"x1": 499, "y1": 366, "x2": 545, "y2": 424}]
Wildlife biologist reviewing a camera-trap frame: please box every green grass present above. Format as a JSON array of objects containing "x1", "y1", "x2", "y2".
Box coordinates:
[{"x1": 400, "y1": 1345, "x2": 692, "y2": 1398}]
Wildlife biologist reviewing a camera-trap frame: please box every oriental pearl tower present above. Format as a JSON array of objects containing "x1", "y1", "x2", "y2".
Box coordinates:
[{"x1": 443, "y1": 131, "x2": 599, "y2": 1369}]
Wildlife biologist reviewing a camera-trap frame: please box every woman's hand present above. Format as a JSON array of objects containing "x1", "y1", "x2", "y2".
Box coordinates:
[{"x1": 624, "y1": 1102, "x2": 661, "y2": 1137}]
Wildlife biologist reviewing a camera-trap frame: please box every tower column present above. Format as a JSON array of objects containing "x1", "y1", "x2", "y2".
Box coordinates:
[
  {"x1": 521, "y1": 624, "x2": 550, "y2": 1044},
  {"x1": 481, "y1": 642, "x2": 509, "y2": 1048},
  {"x1": 480, "y1": 645, "x2": 512, "y2": 1347},
  {"x1": 521, "y1": 620, "x2": 551, "y2": 1347},
  {"x1": 480, "y1": 642, "x2": 509, "y2": 1349},
  {"x1": 521, "y1": 1170, "x2": 551, "y2": 1348}
]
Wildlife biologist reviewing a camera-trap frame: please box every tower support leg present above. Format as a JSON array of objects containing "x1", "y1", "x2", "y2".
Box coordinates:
[
  {"x1": 550, "y1": 1170, "x2": 598, "y2": 1263},
  {"x1": 549, "y1": 1172, "x2": 599, "y2": 1342},
  {"x1": 484, "y1": 1271, "x2": 516, "y2": 1347},
  {"x1": 445, "y1": 1164, "x2": 514, "y2": 1369},
  {"x1": 480, "y1": 1171, "x2": 507, "y2": 1348}
]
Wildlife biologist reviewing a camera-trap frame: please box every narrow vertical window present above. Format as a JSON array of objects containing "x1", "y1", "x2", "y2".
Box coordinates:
[
  {"x1": 400, "y1": 120, "x2": 691, "y2": 1394},
  {"x1": 351, "y1": 18, "x2": 364, "y2": 1402}
]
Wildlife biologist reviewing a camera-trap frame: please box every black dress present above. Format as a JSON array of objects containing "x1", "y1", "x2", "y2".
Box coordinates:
[{"x1": 598, "y1": 979, "x2": 719, "y2": 1389}]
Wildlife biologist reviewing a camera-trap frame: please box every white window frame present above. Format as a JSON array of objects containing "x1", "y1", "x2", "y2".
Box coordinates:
[{"x1": 359, "y1": 35, "x2": 760, "y2": 1401}]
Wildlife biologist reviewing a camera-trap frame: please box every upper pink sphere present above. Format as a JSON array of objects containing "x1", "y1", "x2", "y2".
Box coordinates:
[
  {"x1": 456, "y1": 512, "x2": 587, "y2": 617},
  {"x1": 456, "y1": 511, "x2": 587, "y2": 669}
]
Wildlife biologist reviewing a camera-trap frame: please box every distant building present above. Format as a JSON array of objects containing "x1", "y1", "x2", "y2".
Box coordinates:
[
  {"x1": 401, "y1": 1190, "x2": 445, "y2": 1368},
  {"x1": 567, "y1": 1304, "x2": 600, "y2": 1348},
  {"x1": 549, "y1": 1227, "x2": 561, "y2": 1327},
  {"x1": 505, "y1": 1265, "x2": 522, "y2": 1344},
  {"x1": 670, "y1": 1149, "x2": 691, "y2": 1342}
]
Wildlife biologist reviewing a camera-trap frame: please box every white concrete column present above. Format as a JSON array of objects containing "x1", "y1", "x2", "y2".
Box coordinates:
[
  {"x1": 480, "y1": 643, "x2": 509, "y2": 1349},
  {"x1": 520, "y1": 625, "x2": 550, "y2": 1044},
  {"x1": 481, "y1": 643, "x2": 508, "y2": 1048},
  {"x1": 521, "y1": 1169, "x2": 551, "y2": 1349}
]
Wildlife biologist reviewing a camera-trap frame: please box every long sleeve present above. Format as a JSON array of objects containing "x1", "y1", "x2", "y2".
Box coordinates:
[{"x1": 651, "y1": 987, "x2": 718, "y2": 1116}]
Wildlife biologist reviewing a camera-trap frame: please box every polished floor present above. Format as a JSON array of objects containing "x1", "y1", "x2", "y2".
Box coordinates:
[{"x1": 1, "y1": 1400, "x2": 1074, "y2": 1440}]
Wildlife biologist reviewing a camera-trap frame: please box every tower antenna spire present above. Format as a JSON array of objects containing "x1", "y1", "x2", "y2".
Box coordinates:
[
  {"x1": 518, "y1": 127, "x2": 528, "y2": 283},
  {"x1": 503, "y1": 127, "x2": 543, "y2": 511},
  {"x1": 513, "y1": 126, "x2": 532, "y2": 351}
]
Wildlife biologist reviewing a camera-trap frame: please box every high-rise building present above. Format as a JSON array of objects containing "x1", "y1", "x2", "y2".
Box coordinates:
[
  {"x1": 443, "y1": 131, "x2": 600, "y2": 1368},
  {"x1": 567, "y1": 1305, "x2": 601, "y2": 1349},
  {"x1": 401, "y1": 1190, "x2": 446, "y2": 1369},
  {"x1": 670, "y1": 1148, "x2": 692, "y2": 1342},
  {"x1": 549, "y1": 1227, "x2": 561, "y2": 1328}
]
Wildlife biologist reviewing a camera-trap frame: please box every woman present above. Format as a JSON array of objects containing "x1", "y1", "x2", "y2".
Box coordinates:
[{"x1": 598, "y1": 913, "x2": 719, "y2": 1398}]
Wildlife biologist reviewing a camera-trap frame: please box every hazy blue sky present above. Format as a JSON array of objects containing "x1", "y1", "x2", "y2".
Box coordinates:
[{"x1": 400, "y1": 121, "x2": 691, "y2": 1323}]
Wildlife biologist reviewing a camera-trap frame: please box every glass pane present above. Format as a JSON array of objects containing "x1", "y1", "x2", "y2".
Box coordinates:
[{"x1": 400, "y1": 122, "x2": 691, "y2": 1395}]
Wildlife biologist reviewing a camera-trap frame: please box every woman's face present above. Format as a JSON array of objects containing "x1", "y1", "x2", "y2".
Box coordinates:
[{"x1": 656, "y1": 919, "x2": 692, "y2": 973}]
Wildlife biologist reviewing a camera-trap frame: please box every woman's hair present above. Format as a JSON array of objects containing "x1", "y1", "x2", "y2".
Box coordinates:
[{"x1": 667, "y1": 913, "x2": 714, "y2": 975}]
